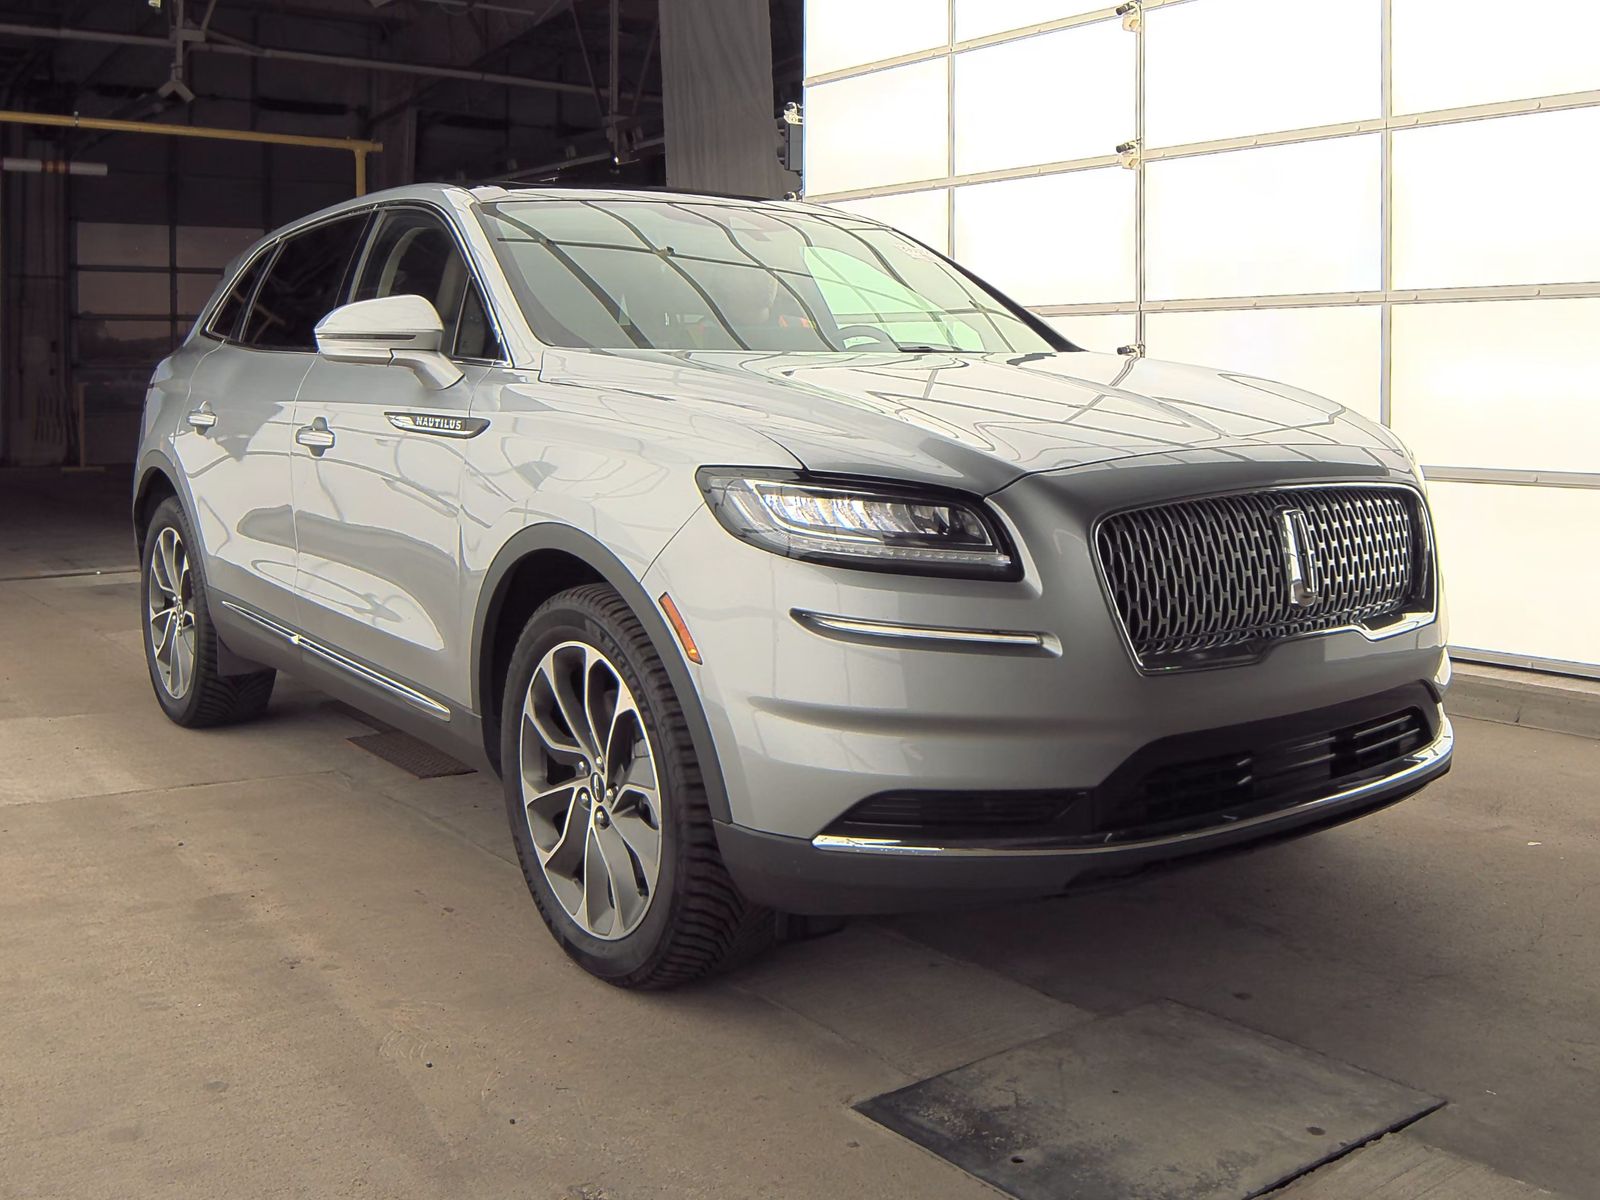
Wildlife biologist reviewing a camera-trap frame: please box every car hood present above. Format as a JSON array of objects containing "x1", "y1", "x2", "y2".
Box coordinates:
[{"x1": 537, "y1": 349, "x2": 1409, "y2": 493}]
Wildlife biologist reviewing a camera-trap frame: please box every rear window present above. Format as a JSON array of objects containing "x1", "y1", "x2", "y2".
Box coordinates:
[{"x1": 241, "y1": 214, "x2": 367, "y2": 350}]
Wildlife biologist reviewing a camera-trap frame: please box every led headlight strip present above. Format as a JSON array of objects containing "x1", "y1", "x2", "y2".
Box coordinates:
[{"x1": 697, "y1": 468, "x2": 1019, "y2": 580}]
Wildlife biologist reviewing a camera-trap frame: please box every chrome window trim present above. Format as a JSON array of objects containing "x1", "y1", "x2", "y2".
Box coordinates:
[
  {"x1": 791, "y1": 609, "x2": 1059, "y2": 656},
  {"x1": 195, "y1": 198, "x2": 513, "y2": 366},
  {"x1": 1090, "y1": 480, "x2": 1439, "y2": 676},
  {"x1": 219, "y1": 600, "x2": 452, "y2": 720},
  {"x1": 812, "y1": 714, "x2": 1453, "y2": 858}
]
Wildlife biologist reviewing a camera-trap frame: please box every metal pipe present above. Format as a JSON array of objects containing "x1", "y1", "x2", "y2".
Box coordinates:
[
  {"x1": 630, "y1": 18, "x2": 658, "y2": 118},
  {"x1": 0, "y1": 19, "x2": 599, "y2": 97},
  {"x1": 0, "y1": 109, "x2": 376, "y2": 196},
  {"x1": 1, "y1": 156, "x2": 108, "y2": 176},
  {"x1": 0, "y1": 107, "x2": 379, "y2": 153},
  {"x1": 190, "y1": 38, "x2": 597, "y2": 95},
  {"x1": 608, "y1": 0, "x2": 620, "y2": 116},
  {"x1": 0, "y1": 22, "x2": 168, "y2": 50},
  {"x1": 568, "y1": 6, "x2": 607, "y2": 118}
]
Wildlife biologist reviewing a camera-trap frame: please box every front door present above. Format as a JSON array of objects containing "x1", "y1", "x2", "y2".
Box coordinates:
[{"x1": 290, "y1": 206, "x2": 504, "y2": 710}]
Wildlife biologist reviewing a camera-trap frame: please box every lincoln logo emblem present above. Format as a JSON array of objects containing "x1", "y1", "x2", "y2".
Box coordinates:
[{"x1": 1278, "y1": 508, "x2": 1322, "y2": 607}]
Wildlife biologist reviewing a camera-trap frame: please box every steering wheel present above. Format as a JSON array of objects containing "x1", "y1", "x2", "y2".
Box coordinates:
[{"x1": 834, "y1": 324, "x2": 898, "y2": 350}]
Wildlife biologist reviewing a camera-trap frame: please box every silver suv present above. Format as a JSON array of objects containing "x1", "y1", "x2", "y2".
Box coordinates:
[{"x1": 135, "y1": 184, "x2": 1453, "y2": 987}]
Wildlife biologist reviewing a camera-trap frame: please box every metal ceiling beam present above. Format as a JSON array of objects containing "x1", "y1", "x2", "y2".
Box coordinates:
[
  {"x1": 367, "y1": 0, "x2": 579, "y2": 128},
  {"x1": 0, "y1": 19, "x2": 598, "y2": 96}
]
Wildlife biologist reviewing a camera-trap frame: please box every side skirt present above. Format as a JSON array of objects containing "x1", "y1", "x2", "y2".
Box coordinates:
[{"x1": 210, "y1": 595, "x2": 495, "y2": 776}]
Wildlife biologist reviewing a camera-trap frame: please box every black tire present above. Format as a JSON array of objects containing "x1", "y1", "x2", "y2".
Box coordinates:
[
  {"x1": 501, "y1": 583, "x2": 774, "y2": 988},
  {"x1": 141, "y1": 496, "x2": 276, "y2": 728}
]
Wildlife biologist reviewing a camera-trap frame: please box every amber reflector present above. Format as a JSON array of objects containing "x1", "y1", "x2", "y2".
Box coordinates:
[{"x1": 658, "y1": 592, "x2": 702, "y2": 664}]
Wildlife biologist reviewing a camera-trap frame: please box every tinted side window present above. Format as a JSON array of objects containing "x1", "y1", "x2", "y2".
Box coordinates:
[
  {"x1": 453, "y1": 283, "x2": 502, "y2": 360},
  {"x1": 353, "y1": 208, "x2": 500, "y2": 359},
  {"x1": 242, "y1": 214, "x2": 366, "y2": 350},
  {"x1": 207, "y1": 249, "x2": 272, "y2": 341}
]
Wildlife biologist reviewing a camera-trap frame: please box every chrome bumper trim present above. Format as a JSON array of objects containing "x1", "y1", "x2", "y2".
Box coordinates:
[
  {"x1": 812, "y1": 716, "x2": 1453, "y2": 858},
  {"x1": 791, "y1": 609, "x2": 1059, "y2": 656}
]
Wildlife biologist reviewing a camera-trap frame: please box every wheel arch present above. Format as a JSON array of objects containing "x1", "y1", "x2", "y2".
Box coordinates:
[
  {"x1": 132, "y1": 460, "x2": 181, "y2": 557},
  {"x1": 473, "y1": 525, "x2": 732, "y2": 824}
]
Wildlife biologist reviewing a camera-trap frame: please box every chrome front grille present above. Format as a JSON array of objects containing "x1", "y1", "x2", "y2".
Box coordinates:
[{"x1": 1095, "y1": 485, "x2": 1430, "y2": 669}]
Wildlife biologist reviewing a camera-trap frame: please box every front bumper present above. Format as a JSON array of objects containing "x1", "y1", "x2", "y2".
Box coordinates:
[
  {"x1": 642, "y1": 457, "x2": 1450, "y2": 913},
  {"x1": 717, "y1": 714, "x2": 1452, "y2": 914},
  {"x1": 645, "y1": 465, "x2": 1448, "y2": 832}
]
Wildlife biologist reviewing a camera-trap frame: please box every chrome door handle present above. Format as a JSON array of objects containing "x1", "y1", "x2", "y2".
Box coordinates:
[
  {"x1": 296, "y1": 418, "x2": 336, "y2": 454},
  {"x1": 186, "y1": 406, "x2": 217, "y2": 432}
]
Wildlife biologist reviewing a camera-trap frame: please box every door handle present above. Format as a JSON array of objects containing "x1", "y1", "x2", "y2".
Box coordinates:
[
  {"x1": 296, "y1": 417, "x2": 336, "y2": 454},
  {"x1": 186, "y1": 406, "x2": 217, "y2": 432}
]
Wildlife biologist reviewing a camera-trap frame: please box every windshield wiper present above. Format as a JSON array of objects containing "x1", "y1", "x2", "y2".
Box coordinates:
[{"x1": 894, "y1": 342, "x2": 964, "y2": 353}]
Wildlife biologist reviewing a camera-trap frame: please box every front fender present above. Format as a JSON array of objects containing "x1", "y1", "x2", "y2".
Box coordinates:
[{"x1": 470, "y1": 523, "x2": 734, "y2": 824}]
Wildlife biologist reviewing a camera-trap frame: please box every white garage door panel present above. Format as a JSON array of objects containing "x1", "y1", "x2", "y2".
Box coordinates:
[
  {"x1": 1392, "y1": 108, "x2": 1600, "y2": 290},
  {"x1": 954, "y1": 0, "x2": 1106, "y2": 42},
  {"x1": 1145, "y1": 136, "x2": 1382, "y2": 301},
  {"x1": 955, "y1": 169, "x2": 1135, "y2": 306},
  {"x1": 1393, "y1": 0, "x2": 1600, "y2": 114},
  {"x1": 1047, "y1": 313, "x2": 1136, "y2": 353},
  {"x1": 804, "y1": 60, "x2": 949, "y2": 194},
  {"x1": 805, "y1": 0, "x2": 948, "y2": 76},
  {"x1": 1145, "y1": 307, "x2": 1383, "y2": 422},
  {"x1": 803, "y1": 1, "x2": 1597, "y2": 674},
  {"x1": 830, "y1": 190, "x2": 951, "y2": 253},
  {"x1": 1145, "y1": 0, "x2": 1381, "y2": 148},
  {"x1": 1391, "y1": 299, "x2": 1600, "y2": 474},
  {"x1": 954, "y1": 22, "x2": 1133, "y2": 175},
  {"x1": 1430, "y1": 482, "x2": 1600, "y2": 667}
]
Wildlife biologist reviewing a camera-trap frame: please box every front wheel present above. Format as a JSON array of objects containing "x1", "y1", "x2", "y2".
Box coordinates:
[
  {"x1": 141, "y1": 497, "x2": 276, "y2": 727},
  {"x1": 501, "y1": 584, "x2": 773, "y2": 988}
]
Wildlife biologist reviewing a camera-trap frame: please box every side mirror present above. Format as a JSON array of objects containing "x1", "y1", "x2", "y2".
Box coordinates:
[{"x1": 314, "y1": 294, "x2": 465, "y2": 391}]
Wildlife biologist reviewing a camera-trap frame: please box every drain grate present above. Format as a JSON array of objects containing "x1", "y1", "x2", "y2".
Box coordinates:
[{"x1": 348, "y1": 730, "x2": 474, "y2": 779}]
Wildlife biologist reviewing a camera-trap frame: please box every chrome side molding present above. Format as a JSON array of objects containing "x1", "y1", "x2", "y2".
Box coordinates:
[
  {"x1": 791, "y1": 609, "x2": 1059, "y2": 656},
  {"x1": 219, "y1": 600, "x2": 452, "y2": 720},
  {"x1": 813, "y1": 717, "x2": 1454, "y2": 857}
]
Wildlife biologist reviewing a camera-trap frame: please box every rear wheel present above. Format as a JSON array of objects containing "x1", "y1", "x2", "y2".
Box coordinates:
[
  {"x1": 141, "y1": 497, "x2": 276, "y2": 727},
  {"x1": 501, "y1": 583, "x2": 773, "y2": 988}
]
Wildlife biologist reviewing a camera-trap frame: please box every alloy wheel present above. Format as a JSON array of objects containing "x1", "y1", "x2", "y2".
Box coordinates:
[
  {"x1": 519, "y1": 640, "x2": 664, "y2": 940},
  {"x1": 147, "y1": 526, "x2": 198, "y2": 699}
]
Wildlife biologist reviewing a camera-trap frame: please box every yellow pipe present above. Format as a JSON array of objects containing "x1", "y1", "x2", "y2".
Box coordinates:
[
  {"x1": 0, "y1": 109, "x2": 380, "y2": 195},
  {"x1": 0, "y1": 108, "x2": 380, "y2": 152}
]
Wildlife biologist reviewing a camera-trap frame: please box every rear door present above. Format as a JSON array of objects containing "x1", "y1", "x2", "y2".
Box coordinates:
[
  {"x1": 176, "y1": 213, "x2": 366, "y2": 623},
  {"x1": 290, "y1": 205, "x2": 505, "y2": 710}
]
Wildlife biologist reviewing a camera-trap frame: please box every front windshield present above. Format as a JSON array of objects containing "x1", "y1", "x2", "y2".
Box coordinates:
[{"x1": 478, "y1": 196, "x2": 1065, "y2": 354}]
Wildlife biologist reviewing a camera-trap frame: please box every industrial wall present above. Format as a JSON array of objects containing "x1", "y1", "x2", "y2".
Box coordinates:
[
  {"x1": 0, "y1": 5, "x2": 586, "y2": 469},
  {"x1": 801, "y1": 0, "x2": 1600, "y2": 676}
]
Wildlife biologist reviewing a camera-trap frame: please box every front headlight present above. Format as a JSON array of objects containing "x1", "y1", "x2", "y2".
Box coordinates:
[{"x1": 696, "y1": 469, "x2": 1019, "y2": 580}]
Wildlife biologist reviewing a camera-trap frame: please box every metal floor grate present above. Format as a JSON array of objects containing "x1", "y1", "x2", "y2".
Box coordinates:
[{"x1": 346, "y1": 729, "x2": 475, "y2": 779}]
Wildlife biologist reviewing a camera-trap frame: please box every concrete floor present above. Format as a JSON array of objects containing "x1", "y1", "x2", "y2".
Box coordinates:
[{"x1": 1, "y1": 480, "x2": 1595, "y2": 1199}]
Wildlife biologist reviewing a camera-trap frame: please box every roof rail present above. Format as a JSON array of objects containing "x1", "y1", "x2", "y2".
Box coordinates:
[{"x1": 470, "y1": 181, "x2": 800, "y2": 204}]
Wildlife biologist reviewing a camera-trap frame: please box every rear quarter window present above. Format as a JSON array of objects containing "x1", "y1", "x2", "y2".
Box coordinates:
[{"x1": 206, "y1": 249, "x2": 273, "y2": 342}]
